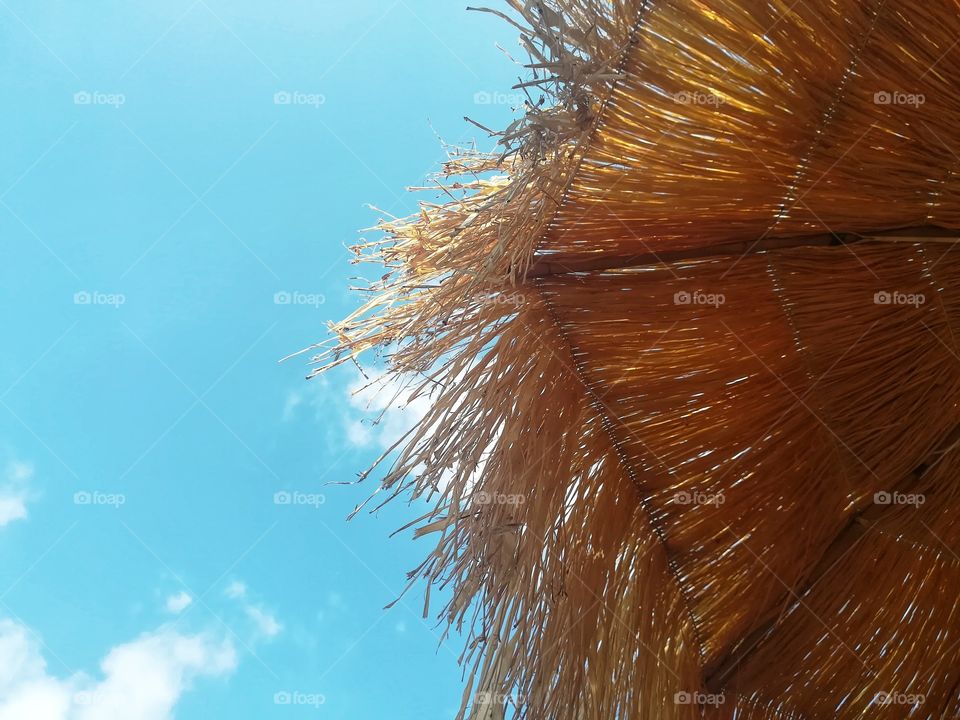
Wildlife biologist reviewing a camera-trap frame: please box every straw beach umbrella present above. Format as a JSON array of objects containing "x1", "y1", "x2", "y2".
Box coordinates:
[{"x1": 309, "y1": 1, "x2": 960, "y2": 717}]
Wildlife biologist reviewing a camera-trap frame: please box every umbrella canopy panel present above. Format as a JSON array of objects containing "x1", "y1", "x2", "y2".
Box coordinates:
[{"x1": 542, "y1": 0, "x2": 960, "y2": 266}]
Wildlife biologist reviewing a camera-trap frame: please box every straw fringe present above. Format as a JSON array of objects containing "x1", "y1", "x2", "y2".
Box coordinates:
[{"x1": 309, "y1": 0, "x2": 650, "y2": 383}]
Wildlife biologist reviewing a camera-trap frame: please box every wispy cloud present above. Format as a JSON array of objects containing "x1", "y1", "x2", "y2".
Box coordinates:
[
  {"x1": 224, "y1": 580, "x2": 247, "y2": 600},
  {"x1": 341, "y1": 369, "x2": 487, "y2": 492},
  {"x1": 0, "y1": 459, "x2": 34, "y2": 528},
  {"x1": 344, "y1": 370, "x2": 431, "y2": 451},
  {"x1": 223, "y1": 579, "x2": 282, "y2": 640},
  {"x1": 281, "y1": 392, "x2": 303, "y2": 422},
  {"x1": 164, "y1": 591, "x2": 193, "y2": 614},
  {"x1": 246, "y1": 605, "x2": 283, "y2": 639},
  {"x1": 281, "y1": 375, "x2": 330, "y2": 423}
]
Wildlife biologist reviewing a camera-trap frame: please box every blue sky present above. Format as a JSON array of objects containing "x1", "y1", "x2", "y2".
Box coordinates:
[{"x1": 0, "y1": 2, "x2": 521, "y2": 717}]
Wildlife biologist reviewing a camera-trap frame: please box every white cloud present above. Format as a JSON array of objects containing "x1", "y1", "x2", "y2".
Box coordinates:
[
  {"x1": 223, "y1": 581, "x2": 246, "y2": 600},
  {"x1": 245, "y1": 606, "x2": 282, "y2": 639},
  {"x1": 281, "y1": 392, "x2": 302, "y2": 422},
  {"x1": 0, "y1": 460, "x2": 33, "y2": 528},
  {"x1": 343, "y1": 369, "x2": 489, "y2": 493},
  {"x1": 344, "y1": 419, "x2": 372, "y2": 447},
  {"x1": 0, "y1": 498, "x2": 27, "y2": 528},
  {"x1": 345, "y1": 371, "x2": 431, "y2": 451},
  {"x1": 282, "y1": 376, "x2": 330, "y2": 423},
  {"x1": 223, "y1": 581, "x2": 281, "y2": 639},
  {"x1": 0, "y1": 455, "x2": 275, "y2": 718},
  {"x1": 6, "y1": 462, "x2": 33, "y2": 484},
  {"x1": 0, "y1": 619, "x2": 236, "y2": 720},
  {"x1": 163, "y1": 592, "x2": 192, "y2": 614}
]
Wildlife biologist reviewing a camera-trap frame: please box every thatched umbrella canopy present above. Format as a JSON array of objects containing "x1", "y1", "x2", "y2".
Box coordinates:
[{"x1": 310, "y1": 1, "x2": 960, "y2": 717}]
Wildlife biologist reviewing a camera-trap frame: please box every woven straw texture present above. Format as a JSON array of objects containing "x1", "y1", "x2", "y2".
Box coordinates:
[{"x1": 311, "y1": 1, "x2": 960, "y2": 717}]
